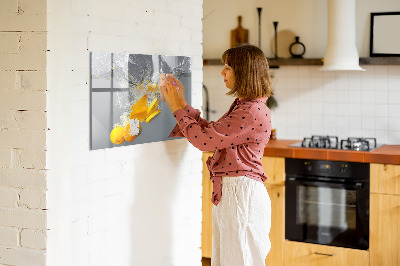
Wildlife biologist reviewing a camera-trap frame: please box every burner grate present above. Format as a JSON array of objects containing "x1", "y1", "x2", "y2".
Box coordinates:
[
  {"x1": 301, "y1": 135, "x2": 339, "y2": 149},
  {"x1": 340, "y1": 137, "x2": 377, "y2": 151}
]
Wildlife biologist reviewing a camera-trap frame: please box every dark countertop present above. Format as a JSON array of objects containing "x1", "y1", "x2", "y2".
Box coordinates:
[{"x1": 263, "y1": 139, "x2": 400, "y2": 165}]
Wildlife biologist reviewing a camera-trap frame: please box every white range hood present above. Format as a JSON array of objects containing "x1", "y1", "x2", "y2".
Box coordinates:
[{"x1": 320, "y1": 0, "x2": 365, "y2": 71}]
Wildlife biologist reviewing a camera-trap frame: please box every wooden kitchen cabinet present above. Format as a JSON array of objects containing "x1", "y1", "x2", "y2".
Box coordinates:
[
  {"x1": 284, "y1": 241, "x2": 369, "y2": 266},
  {"x1": 370, "y1": 163, "x2": 400, "y2": 266},
  {"x1": 262, "y1": 156, "x2": 285, "y2": 266},
  {"x1": 370, "y1": 193, "x2": 400, "y2": 266},
  {"x1": 370, "y1": 163, "x2": 400, "y2": 195},
  {"x1": 202, "y1": 152, "x2": 213, "y2": 258},
  {"x1": 264, "y1": 184, "x2": 285, "y2": 266},
  {"x1": 201, "y1": 154, "x2": 286, "y2": 266}
]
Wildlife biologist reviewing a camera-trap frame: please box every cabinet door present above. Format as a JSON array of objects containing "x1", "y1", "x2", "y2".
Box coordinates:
[
  {"x1": 370, "y1": 193, "x2": 400, "y2": 266},
  {"x1": 370, "y1": 163, "x2": 400, "y2": 195},
  {"x1": 264, "y1": 184, "x2": 284, "y2": 266},
  {"x1": 284, "y1": 241, "x2": 369, "y2": 266},
  {"x1": 202, "y1": 152, "x2": 213, "y2": 258},
  {"x1": 262, "y1": 156, "x2": 285, "y2": 185}
]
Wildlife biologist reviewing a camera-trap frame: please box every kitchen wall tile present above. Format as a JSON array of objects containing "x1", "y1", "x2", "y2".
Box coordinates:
[
  {"x1": 349, "y1": 128, "x2": 363, "y2": 137},
  {"x1": 311, "y1": 86, "x2": 323, "y2": 101},
  {"x1": 298, "y1": 67, "x2": 311, "y2": 78},
  {"x1": 348, "y1": 90, "x2": 362, "y2": 103},
  {"x1": 336, "y1": 103, "x2": 349, "y2": 116},
  {"x1": 361, "y1": 103, "x2": 374, "y2": 117},
  {"x1": 322, "y1": 70, "x2": 335, "y2": 78},
  {"x1": 388, "y1": 104, "x2": 400, "y2": 117},
  {"x1": 348, "y1": 103, "x2": 362, "y2": 116},
  {"x1": 362, "y1": 116, "x2": 375, "y2": 130},
  {"x1": 336, "y1": 115, "x2": 349, "y2": 128},
  {"x1": 349, "y1": 116, "x2": 362, "y2": 129},
  {"x1": 374, "y1": 130, "x2": 389, "y2": 144},
  {"x1": 310, "y1": 66, "x2": 323, "y2": 77},
  {"x1": 374, "y1": 65, "x2": 388, "y2": 77},
  {"x1": 388, "y1": 91, "x2": 400, "y2": 104},
  {"x1": 388, "y1": 131, "x2": 400, "y2": 143},
  {"x1": 336, "y1": 90, "x2": 349, "y2": 103},
  {"x1": 388, "y1": 117, "x2": 400, "y2": 131},
  {"x1": 311, "y1": 101, "x2": 324, "y2": 114},
  {"x1": 285, "y1": 66, "x2": 298, "y2": 77},
  {"x1": 286, "y1": 77, "x2": 299, "y2": 89},
  {"x1": 323, "y1": 103, "x2": 336, "y2": 115},
  {"x1": 310, "y1": 77, "x2": 324, "y2": 90},
  {"x1": 374, "y1": 117, "x2": 389, "y2": 130},
  {"x1": 311, "y1": 114, "x2": 324, "y2": 128},
  {"x1": 311, "y1": 127, "x2": 325, "y2": 136},
  {"x1": 361, "y1": 90, "x2": 374, "y2": 103},
  {"x1": 387, "y1": 65, "x2": 400, "y2": 76},
  {"x1": 362, "y1": 129, "x2": 375, "y2": 138},
  {"x1": 298, "y1": 77, "x2": 311, "y2": 89},
  {"x1": 348, "y1": 71, "x2": 362, "y2": 90},
  {"x1": 361, "y1": 74, "x2": 374, "y2": 91},
  {"x1": 375, "y1": 104, "x2": 389, "y2": 117},
  {"x1": 323, "y1": 86, "x2": 336, "y2": 103},
  {"x1": 336, "y1": 128, "x2": 349, "y2": 139},
  {"x1": 323, "y1": 115, "x2": 336, "y2": 129},
  {"x1": 374, "y1": 90, "x2": 388, "y2": 104},
  {"x1": 388, "y1": 75, "x2": 400, "y2": 91},
  {"x1": 374, "y1": 77, "x2": 388, "y2": 91},
  {"x1": 335, "y1": 72, "x2": 349, "y2": 90}
]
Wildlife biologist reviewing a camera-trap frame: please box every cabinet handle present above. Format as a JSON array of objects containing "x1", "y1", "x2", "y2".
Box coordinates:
[{"x1": 314, "y1": 252, "x2": 335, "y2": 257}]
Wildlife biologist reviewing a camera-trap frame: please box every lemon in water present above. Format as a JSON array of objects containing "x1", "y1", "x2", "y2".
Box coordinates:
[{"x1": 110, "y1": 126, "x2": 125, "y2": 144}]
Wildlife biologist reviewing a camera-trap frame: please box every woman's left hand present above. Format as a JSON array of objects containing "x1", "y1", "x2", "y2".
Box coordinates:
[{"x1": 160, "y1": 76, "x2": 184, "y2": 113}]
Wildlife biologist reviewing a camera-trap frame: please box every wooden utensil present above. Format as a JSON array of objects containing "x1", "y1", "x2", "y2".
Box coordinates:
[{"x1": 231, "y1": 16, "x2": 249, "y2": 48}]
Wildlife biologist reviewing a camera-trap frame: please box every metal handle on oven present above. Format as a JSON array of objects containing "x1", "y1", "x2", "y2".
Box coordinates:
[{"x1": 313, "y1": 252, "x2": 335, "y2": 257}]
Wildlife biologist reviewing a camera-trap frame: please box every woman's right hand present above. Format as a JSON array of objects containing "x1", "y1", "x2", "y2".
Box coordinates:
[{"x1": 169, "y1": 76, "x2": 187, "y2": 108}]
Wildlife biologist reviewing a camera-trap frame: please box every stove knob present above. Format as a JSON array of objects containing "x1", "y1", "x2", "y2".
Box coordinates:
[
  {"x1": 340, "y1": 164, "x2": 347, "y2": 174},
  {"x1": 305, "y1": 162, "x2": 312, "y2": 171}
]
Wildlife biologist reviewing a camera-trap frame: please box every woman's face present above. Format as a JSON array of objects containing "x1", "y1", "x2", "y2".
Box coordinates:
[{"x1": 220, "y1": 64, "x2": 235, "y2": 89}]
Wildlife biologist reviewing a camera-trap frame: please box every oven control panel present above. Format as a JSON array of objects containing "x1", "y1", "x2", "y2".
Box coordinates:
[{"x1": 286, "y1": 158, "x2": 369, "y2": 180}]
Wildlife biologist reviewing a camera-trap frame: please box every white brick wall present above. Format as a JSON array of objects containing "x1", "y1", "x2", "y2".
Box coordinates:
[
  {"x1": 0, "y1": 0, "x2": 48, "y2": 265},
  {"x1": 47, "y1": 1, "x2": 203, "y2": 266}
]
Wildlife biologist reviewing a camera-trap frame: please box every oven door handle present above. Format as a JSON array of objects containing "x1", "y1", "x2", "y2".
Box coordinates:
[{"x1": 287, "y1": 177, "x2": 364, "y2": 189}]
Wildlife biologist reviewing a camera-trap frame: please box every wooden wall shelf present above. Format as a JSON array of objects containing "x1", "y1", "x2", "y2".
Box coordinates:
[
  {"x1": 203, "y1": 57, "x2": 400, "y2": 67},
  {"x1": 359, "y1": 57, "x2": 400, "y2": 65}
]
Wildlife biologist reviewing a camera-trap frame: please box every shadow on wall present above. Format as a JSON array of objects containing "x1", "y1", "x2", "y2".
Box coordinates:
[{"x1": 129, "y1": 139, "x2": 190, "y2": 265}]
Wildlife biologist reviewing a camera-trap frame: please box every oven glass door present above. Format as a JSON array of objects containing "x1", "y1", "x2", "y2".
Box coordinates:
[{"x1": 286, "y1": 179, "x2": 369, "y2": 250}]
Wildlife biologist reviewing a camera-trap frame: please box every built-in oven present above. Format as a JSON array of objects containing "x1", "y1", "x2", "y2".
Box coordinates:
[{"x1": 285, "y1": 158, "x2": 369, "y2": 250}]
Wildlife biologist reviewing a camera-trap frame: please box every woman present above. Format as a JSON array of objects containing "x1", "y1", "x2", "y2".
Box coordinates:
[{"x1": 161, "y1": 44, "x2": 273, "y2": 266}]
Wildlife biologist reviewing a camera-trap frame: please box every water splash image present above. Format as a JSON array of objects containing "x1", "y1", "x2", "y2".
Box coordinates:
[{"x1": 90, "y1": 52, "x2": 192, "y2": 149}]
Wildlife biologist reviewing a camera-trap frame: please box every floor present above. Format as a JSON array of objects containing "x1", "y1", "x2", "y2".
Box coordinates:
[{"x1": 202, "y1": 257, "x2": 211, "y2": 266}]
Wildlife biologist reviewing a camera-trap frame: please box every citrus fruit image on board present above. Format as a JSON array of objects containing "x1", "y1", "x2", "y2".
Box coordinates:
[
  {"x1": 146, "y1": 109, "x2": 161, "y2": 123},
  {"x1": 110, "y1": 126, "x2": 125, "y2": 144},
  {"x1": 130, "y1": 94, "x2": 149, "y2": 122},
  {"x1": 147, "y1": 98, "x2": 159, "y2": 116},
  {"x1": 124, "y1": 123, "x2": 141, "y2": 142}
]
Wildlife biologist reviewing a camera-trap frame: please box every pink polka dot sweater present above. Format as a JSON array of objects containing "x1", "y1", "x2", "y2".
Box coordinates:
[{"x1": 169, "y1": 97, "x2": 271, "y2": 206}]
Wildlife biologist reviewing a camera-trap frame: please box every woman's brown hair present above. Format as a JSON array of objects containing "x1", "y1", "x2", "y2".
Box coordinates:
[{"x1": 221, "y1": 44, "x2": 273, "y2": 99}]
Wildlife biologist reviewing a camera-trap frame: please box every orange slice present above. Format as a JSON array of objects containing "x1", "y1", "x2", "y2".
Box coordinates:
[
  {"x1": 124, "y1": 123, "x2": 141, "y2": 142},
  {"x1": 147, "y1": 98, "x2": 159, "y2": 116},
  {"x1": 146, "y1": 109, "x2": 161, "y2": 123},
  {"x1": 130, "y1": 110, "x2": 148, "y2": 122},
  {"x1": 130, "y1": 94, "x2": 147, "y2": 111}
]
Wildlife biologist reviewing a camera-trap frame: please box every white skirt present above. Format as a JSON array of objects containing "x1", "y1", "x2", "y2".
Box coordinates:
[{"x1": 212, "y1": 176, "x2": 271, "y2": 266}]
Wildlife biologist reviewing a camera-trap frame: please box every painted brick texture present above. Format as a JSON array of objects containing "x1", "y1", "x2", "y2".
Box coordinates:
[
  {"x1": 46, "y1": 0, "x2": 203, "y2": 265},
  {"x1": 0, "y1": 0, "x2": 48, "y2": 265}
]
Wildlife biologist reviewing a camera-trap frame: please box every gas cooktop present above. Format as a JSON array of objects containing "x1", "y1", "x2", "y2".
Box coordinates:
[{"x1": 289, "y1": 135, "x2": 382, "y2": 151}]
